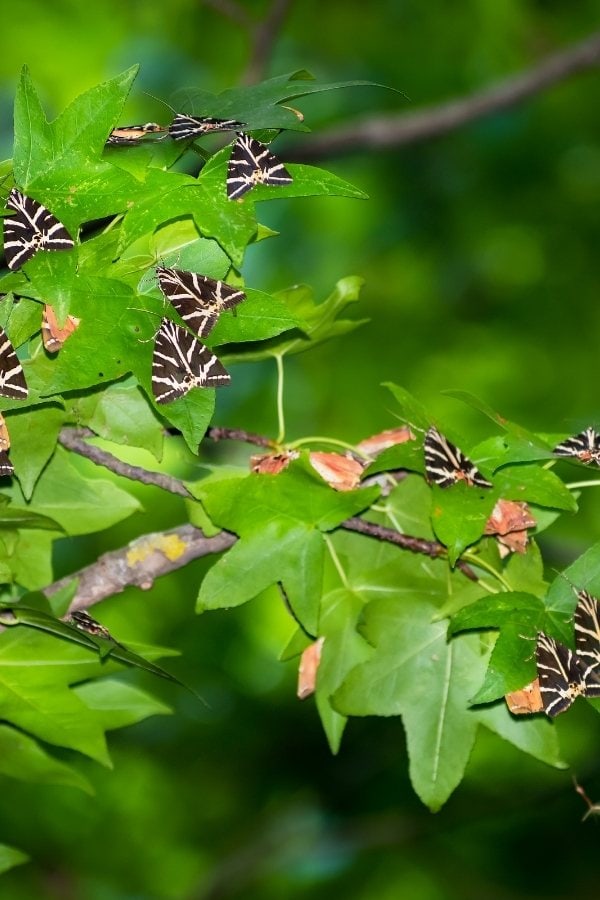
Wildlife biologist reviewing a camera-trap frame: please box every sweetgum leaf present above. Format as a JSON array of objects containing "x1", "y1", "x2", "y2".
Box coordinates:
[
  {"x1": 7, "y1": 405, "x2": 66, "y2": 500},
  {"x1": 13, "y1": 66, "x2": 141, "y2": 228},
  {"x1": 74, "y1": 678, "x2": 172, "y2": 731},
  {"x1": 198, "y1": 523, "x2": 324, "y2": 634},
  {"x1": 475, "y1": 703, "x2": 566, "y2": 768},
  {"x1": 449, "y1": 592, "x2": 546, "y2": 701},
  {"x1": 1, "y1": 447, "x2": 141, "y2": 535},
  {"x1": 383, "y1": 383, "x2": 431, "y2": 431},
  {"x1": 221, "y1": 277, "x2": 366, "y2": 362},
  {"x1": 429, "y1": 481, "x2": 497, "y2": 564},
  {"x1": 170, "y1": 71, "x2": 392, "y2": 132},
  {"x1": 0, "y1": 723, "x2": 94, "y2": 793},
  {"x1": 334, "y1": 596, "x2": 491, "y2": 810}
]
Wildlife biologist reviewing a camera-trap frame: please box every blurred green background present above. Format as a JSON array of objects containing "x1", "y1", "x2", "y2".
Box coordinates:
[{"x1": 2, "y1": 1, "x2": 600, "y2": 897}]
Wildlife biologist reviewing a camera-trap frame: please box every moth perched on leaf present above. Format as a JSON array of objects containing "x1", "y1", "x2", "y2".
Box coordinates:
[
  {"x1": 106, "y1": 122, "x2": 166, "y2": 145},
  {"x1": 41, "y1": 304, "x2": 81, "y2": 353},
  {"x1": 65, "y1": 609, "x2": 113, "y2": 641},
  {"x1": 227, "y1": 133, "x2": 293, "y2": 200},
  {"x1": 0, "y1": 326, "x2": 28, "y2": 401},
  {"x1": 553, "y1": 427, "x2": 600, "y2": 467},
  {"x1": 168, "y1": 113, "x2": 246, "y2": 140},
  {"x1": 3, "y1": 188, "x2": 74, "y2": 271},
  {"x1": 151, "y1": 318, "x2": 230, "y2": 404},
  {"x1": 535, "y1": 631, "x2": 600, "y2": 717},
  {"x1": 424, "y1": 426, "x2": 492, "y2": 489},
  {"x1": 156, "y1": 266, "x2": 246, "y2": 338}
]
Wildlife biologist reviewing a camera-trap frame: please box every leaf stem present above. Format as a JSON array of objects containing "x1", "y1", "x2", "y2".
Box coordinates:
[
  {"x1": 275, "y1": 353, "x2": 285, "y2": 445},
  {"x1": 324, "y1": 534, "x2": 349, "y2": 589},
  {"x1": 462, "y1": 551, "x2": 512, "y2": 591},
  {"x1": 288, "y1": 435, "x2": 370, "y2": 459},
  {"x1": 565, "y1": 479, "x2": 600, "y2": 490}
]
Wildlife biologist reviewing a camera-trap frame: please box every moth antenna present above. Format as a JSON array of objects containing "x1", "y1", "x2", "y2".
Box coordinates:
[{"x1": 142, "y1": 90, "x2": 177, "y2": 115}]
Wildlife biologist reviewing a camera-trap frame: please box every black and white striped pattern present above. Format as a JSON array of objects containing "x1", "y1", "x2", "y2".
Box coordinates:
[
  {"x1": 169, "y1": 114, "x2": 245, "y2": 141},
  {"x1": 536, "y1": 589, "x2": 600, "y2": 716},
  {"x1": 3, "y1": 188, "x2": 74, "y2": 271},
  {"x1": 574, "y1": 589, "x2": 600, "y2": 681},
  {"x1": 553, "y1": 427, "x2": 600, "y2": 467},
  {"x1": 535, "y1": 633, "x2": 590, "y2": 717},
  {"x1": 152, "y1": 318, "x2": 230, "y2": 404},
  {"x1": 0, "y1": 327, "x2": 28, "y2": 401},
  {"x1": 226, "y1": 133, "x2": 292, "y2": 200},
  {"x1": 424, "y1": 426, "x2": 492, "y2": 489},
  {"x1": 65, "y1": 610, "x2": 113, "y2": 640},
  {"x1": 106, "y1": 123, "x2": 166, "y2": 145},
  {"x1": 156, "y1": 266, "x2": 246, "y2": 338}
]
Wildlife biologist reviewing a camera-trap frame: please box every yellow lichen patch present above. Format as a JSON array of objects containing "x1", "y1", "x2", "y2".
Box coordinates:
[{"x1": 127, "y1": 534, "x2": 188, "y2": 566}]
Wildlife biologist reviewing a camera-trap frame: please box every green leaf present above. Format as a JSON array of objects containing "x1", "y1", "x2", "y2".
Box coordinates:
[
  {"x1": 0, "y1": 844, "x2": 29, "y2": 875},
  {"x1": 14, "y1": 66, "x2": 140, "y2": 227},
  {"x1": 198, "y1": 523, "x2": 324, "y2": 634},
  {"x1": 475, "y1": 703, "x2": 566, "y2": 769},
  {"x1": 315, "y1": 587, "x2": 372, "y2": 753},
  {"x1": 429, "y1": 481, "x2": 497, "y2": 564},
  {"x1": 0, "y1": 723, "x2": 93, "y2": 793},
  {"x1": 7, "y1": 404, "x2": 66, "y2": 500},
  {"x1": 334, "y1": 596, "x2": 491, "y2": 810},
  {"x1": 170, "y1": 71, "x2": 393, "y2": 132},
  {"x1": 0, "y1": 627, "x2": 110, "y2": 763},
  {"x1": 74, "y1": 677, "x2": 172, "y2": 731},
  {"x1": 1, "y1": 447, "x2": 141, "y2": 535},
  {"x1": 68, "y1": 378, "x2": 164, "y2": 460},
  {"x1": 494, "y1": 465, "x2": 576, "y2": 512},
  {"x1": 212, "y1": 288, "x2": 302, "y2": 347},
  {"x1": 383, "y1": 383, "x2": 432, "y2": 431},
  {"x1": 219, "y1": 277, "x2": 366, "y2": 363},
  {"x1": 449, "y1": 592, "x2": 546, "y2": 702}
]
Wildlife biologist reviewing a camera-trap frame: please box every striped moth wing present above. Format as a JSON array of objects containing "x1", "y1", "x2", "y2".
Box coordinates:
[
  {"x1": 535, "y1": 632, "x2": 589, "y2": 716},
  {"x1": 41, "y1": 304, "x2": 81, "y2": 353},
  {"x1": 227, "y1": 133, "x2": 292, "y2": 200},
  {"x1": 3, "y1": 188, "x2": 74, "y2": 271},
  {"x1": 0, "y1": 326, "x2": 28, "y2": 401},
  {"x1": 553, "y1": 427, "x2": 600, "y2": 466},
  {"x1": 151, "y1": 318, "x2": 230, "y2": 404},
  {"x1": 573, "y1": 589, "x2": 600, "y2": 695},
  {"x1": 169, "y1": 114, "x2": 246, "y2": 140},
  {"x1": 106, "y1": 123, "x2": 166, "y2": 145},
  {"x1": 424, "y1": 426, "x2": 492, "y2": 489},
  {"x1": 156, "y1": 266, "x2": 246, "y2": 338}
]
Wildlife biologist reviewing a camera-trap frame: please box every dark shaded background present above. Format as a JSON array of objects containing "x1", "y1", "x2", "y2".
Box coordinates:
[{"x1": 1, "y1": 2, "x2": 600, "y2": 897}]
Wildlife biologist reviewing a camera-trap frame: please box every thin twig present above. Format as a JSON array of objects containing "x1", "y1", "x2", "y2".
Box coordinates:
[
  {"x1": 341, "y1": 517, "x2": 478, "y2": 581},
  {"x1": 289, "y1": 30, "x2": 600, "y2": 160},
  {"x1": 243, "y1": 0, "x2": 294, "y2": 84},
  {"x1": 44, "y1": 524, "x2": 236, "y2": 611},
  {"x1": 206, "y1": 426, "x2": 273, "y2": 448},
  {"x1": 202, "y1": 0, "x2": 253, "y2": 29},
  {"x1": 58, "y1": 427, "x2": 192, "y2": 498}
]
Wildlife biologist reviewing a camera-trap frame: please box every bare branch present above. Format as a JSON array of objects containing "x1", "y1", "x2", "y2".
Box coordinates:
[
  {"x1": 289, "y1": 31, "x2": 600, "y2": 161},
  {"x1": 206, "y1": 425, "x2": 273, "y2": 448},
  {"x1": 58, "y1": 427, "x2": 192, "y2": 498},
  {"x1": 243, "y1": 0, "x2": 294, "y2": 85},
  {"x1": 341, "y1": 516, "x2": 478, "y2": 581},
  {"x1": 202, "y1": 0, "x2": 253, "y2": 29},
  {"x1": 44, "y1": 524, "x2": 236, "y2": 611}
]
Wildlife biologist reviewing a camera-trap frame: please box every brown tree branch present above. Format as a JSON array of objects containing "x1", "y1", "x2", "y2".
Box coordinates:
[
  {"x1": 44, "y1": 524, "x2": 236, "y2": 611},
  {"x1": 51, "y1": 425, "x2": 478, "y2": 611},
  {"x1": 243, "y1": 0, "x2": 294, "y2": 85},
  {"x1": 288, "y1": 30, "x2": 600, "y2": 161},
  {"x1": 340, "y1": 517, "x2": 478, "y2": 581},
  {"x1": 58, "y1": 427, "x2": 192, "y2": 498},
  {"x1": 206, "y1": 425, "x2": 274, "y2": 448}
]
